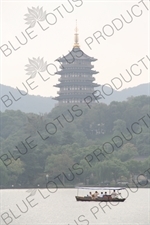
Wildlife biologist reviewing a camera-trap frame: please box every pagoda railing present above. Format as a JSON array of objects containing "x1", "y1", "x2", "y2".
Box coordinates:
[
  {"x1": 61, "y1": 64, "x2": 94, "y2": 69},
  {"x1": 58, "y1": 77, "x2": 95, "y2": 82},
  {"x1": 56, "y1": 69, "x2": 98, "y2": 74},
  {"x1": 57, "y1": 89, "x2": 94, "y2": 94}
]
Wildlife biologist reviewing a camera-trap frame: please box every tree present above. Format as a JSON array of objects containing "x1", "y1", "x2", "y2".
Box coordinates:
[
  {"x1": 125, "y1": 160, "x2": 142, "y2": 180},
  {"x1": 117, "y1": 143, "x2": 138, "y2": 162},
  {"x1": 7, "y1": 159, "x2": 25, "y2": 186},
  {"x1": 45, "y1": 153, "x2": 74, "y2": 184},
  {"x1": 113, "y1": 119, "x2": 127, "y2": 136},
  {"x1": 0, "y1": 161, "x2": 9, "y2": 187}
]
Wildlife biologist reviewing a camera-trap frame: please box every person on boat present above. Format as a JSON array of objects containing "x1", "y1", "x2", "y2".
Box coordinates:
[
  {"x1": 111, "y1": 190, "x2": 117, "y2": 199},
  {"x1": 103, "y1": 191, "x2": 110, "y2": 200},
  {"x1": 89, "y1": 192, "x2": 95, "y2": 199},
  {"x1": 94, "y1": 191, "x2": 99, "y2": 198},
  {"x1": 99, "y1": 192, "x2": 104, "y2": 198},
  {"x1": 89, "y1": 192, "x2": 93, "y2": 198}
]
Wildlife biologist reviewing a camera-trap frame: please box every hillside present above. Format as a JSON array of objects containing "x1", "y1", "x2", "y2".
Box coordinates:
[
  {"x1": 0, "y1": 96, "x2": 150, "y2": 188},
  {"x1": 0, "y1": 84, "x2": 56, "y2": 113},
  {"x1": 0, "y1": 83, "x2": 149, "y2": 113}
]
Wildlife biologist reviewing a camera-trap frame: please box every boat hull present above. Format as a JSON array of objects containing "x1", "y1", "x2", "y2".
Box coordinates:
[{"x1": 75, "y1": 196, "x2": 126, "y2": 202}]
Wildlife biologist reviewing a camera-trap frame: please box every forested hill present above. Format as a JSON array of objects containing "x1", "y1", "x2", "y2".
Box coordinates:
[
  {"x1": 0, "y1": 83, "x2": 150, "y2": 113},
  {"x1": 0, "y1": 95, "x2": 150, "y2": 188}
]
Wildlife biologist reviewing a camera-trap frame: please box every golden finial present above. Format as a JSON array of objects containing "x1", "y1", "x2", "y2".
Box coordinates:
[{"x1": 73, "y1": 20, "x2": 80, "y2": 48}]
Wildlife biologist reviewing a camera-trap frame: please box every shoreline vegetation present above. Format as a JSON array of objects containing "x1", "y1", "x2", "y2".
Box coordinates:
[
  {"x1": 1, "y1": 182, "x2": 150, "y2": 190},
  {"x1": 1, "y1": 187, "x2": 150, "y2": 190}
]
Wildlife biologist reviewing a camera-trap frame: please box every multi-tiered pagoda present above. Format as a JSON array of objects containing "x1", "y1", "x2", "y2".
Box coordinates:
[{"x1": 53, "y1": 25, "x2": 99, "y2": 104}]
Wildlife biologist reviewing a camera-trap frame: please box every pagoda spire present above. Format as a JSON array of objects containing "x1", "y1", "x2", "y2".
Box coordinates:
[{"x1": 73, "y1": 20, "x2": 80, "y2": 48}]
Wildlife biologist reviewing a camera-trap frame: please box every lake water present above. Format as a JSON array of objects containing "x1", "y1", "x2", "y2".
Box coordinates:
[{"x1": 0, "y1": 188, "x2": 149, "y2": 225}]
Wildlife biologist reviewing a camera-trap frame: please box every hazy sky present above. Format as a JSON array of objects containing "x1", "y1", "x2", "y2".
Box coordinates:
[{"x1": 0, "y1": 0, "x2": 149, "y2": 97}]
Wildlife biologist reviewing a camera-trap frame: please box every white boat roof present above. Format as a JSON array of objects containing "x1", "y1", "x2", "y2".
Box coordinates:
[{"x1": 75, "y1": 186, "x2": 125, "y2": 190}]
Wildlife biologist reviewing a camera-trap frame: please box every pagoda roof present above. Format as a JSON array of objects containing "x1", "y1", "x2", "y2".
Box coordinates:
[
  {"x1": 55, "y1": 47, "x2": 97, "y2": 62},
  {"x1": 56, "y1": 69, "x2": 98, "y2": 75},
  {"x1": 54, "y1": 83, "x2": 99, "y2": 87},
  {"x1": 53, "y1": 93, "x2": 93, "y2": 100}
]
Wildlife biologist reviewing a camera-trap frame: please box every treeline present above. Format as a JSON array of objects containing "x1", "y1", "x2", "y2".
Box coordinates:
[{"x1": 0, "y1": 95, "x2": 150, "y2": 188}]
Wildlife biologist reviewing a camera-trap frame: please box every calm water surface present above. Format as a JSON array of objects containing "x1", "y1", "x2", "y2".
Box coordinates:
[{"x1": 0, "y1": 188, "x2": 150, "y2": 225}]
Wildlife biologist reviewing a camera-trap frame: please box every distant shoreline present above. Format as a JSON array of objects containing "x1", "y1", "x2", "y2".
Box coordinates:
[{"x1": 1, "y1": 186, "x2": 150, "y2": 190}]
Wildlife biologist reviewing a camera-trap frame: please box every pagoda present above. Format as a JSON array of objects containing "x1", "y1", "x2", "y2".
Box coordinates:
[{"x1": 53, "y1": 24, "x2": 99, "y2": 104}]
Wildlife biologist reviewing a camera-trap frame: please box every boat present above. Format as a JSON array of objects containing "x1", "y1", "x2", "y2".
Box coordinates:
[{"x1": 75, "y1": 186, "x2": 126, "y2": 202}]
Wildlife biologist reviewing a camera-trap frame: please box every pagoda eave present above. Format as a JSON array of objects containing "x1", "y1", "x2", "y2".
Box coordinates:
[
  {"x1": 55, "y1": 70, "x2": 98, "y2": 75},
  {"x1": 54, "y1": 83, "x2": 99, "y2": 88}
]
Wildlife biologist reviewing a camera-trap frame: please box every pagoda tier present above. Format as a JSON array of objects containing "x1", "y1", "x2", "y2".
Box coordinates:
[
  {"x1": 53, "y1": 25, "x2": 99, "y2": 104},
  {"x1": 54, "y1": 82, "x2": 99, "y2": 88}
]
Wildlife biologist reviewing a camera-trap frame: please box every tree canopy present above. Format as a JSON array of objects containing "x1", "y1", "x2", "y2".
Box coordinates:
[{"x1": 0, "y1": 96, "x2": 150, "y2": 188}]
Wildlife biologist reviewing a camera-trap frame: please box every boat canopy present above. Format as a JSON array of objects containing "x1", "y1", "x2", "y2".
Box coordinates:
[{"x1": 75, "y1": 186, "x2": 126, "y2": 190}]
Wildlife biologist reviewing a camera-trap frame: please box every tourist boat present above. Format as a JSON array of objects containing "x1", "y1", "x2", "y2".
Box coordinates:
[{"x1": 75, "y1": 186, "x2": 126, "y2": 202}]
